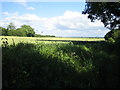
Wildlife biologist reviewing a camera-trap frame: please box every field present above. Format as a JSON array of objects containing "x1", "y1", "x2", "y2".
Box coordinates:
[
  {"x1": 0, "y1": 36, "x2": 105, "y2": 45},
  {"x1": 1, "y1": 36, "x2": 120, "y2": 88}
]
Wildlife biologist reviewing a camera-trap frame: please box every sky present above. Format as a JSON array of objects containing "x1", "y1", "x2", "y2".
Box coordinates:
[{"x1": 0, "y1": 0, "x2": 110, "y2": 37}]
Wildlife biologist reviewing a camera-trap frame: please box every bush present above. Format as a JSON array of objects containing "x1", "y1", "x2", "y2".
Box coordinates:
[
  {"x1": 2, "y1": 43, "x2": 96, "y2": 88},
  {"x1": 104, "y1": 29, "x2": 120, "y2": 43},
  {"x1": 2, "y1": 42, "x2": 120, "y2": 88}
]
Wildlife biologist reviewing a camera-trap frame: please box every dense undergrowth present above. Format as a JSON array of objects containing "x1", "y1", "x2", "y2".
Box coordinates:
[{"x1": 2, "y1": 41, "x2": 120, "y2": 88}]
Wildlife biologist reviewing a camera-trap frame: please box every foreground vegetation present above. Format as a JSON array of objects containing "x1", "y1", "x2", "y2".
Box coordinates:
[
  {"x1": 1, "y1": 2, "x2": 120, "y2": 88},
  {"x1": 2, "y1": 37, "x2": 120, "y2": 88}
]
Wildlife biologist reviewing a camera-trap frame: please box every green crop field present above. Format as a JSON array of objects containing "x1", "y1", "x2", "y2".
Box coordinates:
[{"x1": 0, "y1": 36, "x2": 105, "y2": 45}]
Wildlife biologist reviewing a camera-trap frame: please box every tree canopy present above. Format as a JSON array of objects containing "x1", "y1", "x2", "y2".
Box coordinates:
[
  {"x1": 82, "y1": 2, "x2": 120, "y2": 30},
  {"x1": 7, "y1": 22, "x2": 16, "y2": 30},
  {"x1": 1, "y1": 23, "x2": 35, "y2": 37},
  {"x1": 21, "y1": 25, "x2": 35, "y2": 37},
  {"x1": 0, "y1": 27, "x2": 8, "y2": 36},
  {"x1": 1, "y1": 23, "x2": 55, "y2": 37},
  {"x1": 105, "y1": 29, "x2": 120, "y2": 43}
]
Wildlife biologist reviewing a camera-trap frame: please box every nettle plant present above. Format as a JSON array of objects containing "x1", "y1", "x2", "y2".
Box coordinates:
[{"x1": 1, "y1": 38, "x2": 9, "y2": 47}]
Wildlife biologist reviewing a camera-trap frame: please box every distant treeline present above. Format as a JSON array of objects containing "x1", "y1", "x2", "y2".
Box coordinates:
[
  {"x1": 35, "y1": 34, "x2": 55, "y2": 37},
  {"x1": 66, "y1": 37, "x2": 104, "y2": 38},
  {"x1": 0, "y1": 22, "x2": 55, "y2": 37}
]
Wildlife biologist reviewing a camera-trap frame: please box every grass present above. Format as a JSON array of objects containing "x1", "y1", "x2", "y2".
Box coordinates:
[{"x1": 1, "y1": 36, "x2": 120, "y2": 88}]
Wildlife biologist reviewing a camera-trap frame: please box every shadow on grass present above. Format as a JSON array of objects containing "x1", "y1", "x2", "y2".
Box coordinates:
[
  {"x1": 2, "y1": 42, "x2": 120, "y2": 88},
  {"x1": 2, "y1": 43, "x2": 96, "y2": 88},
  {"x1": 55, "y1": 42, "x2": 120, "y2": 88}
]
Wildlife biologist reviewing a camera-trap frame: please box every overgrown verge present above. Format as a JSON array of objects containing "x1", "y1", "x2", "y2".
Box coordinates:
[{"x1": 2, "y1": 41, "x2": 120, "y2": 88}]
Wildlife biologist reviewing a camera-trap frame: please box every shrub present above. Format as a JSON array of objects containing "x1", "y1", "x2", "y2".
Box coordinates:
[
  {"x1": 104, "y1": 29, "x2": 120, "y2": 43},
  {"x1": 2, "y1": 42, "x2": 120, "y2": 88}
]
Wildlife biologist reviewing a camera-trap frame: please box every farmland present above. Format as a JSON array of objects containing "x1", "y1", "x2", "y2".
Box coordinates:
[
  {"x1": 1, "y1": 36, "x2": 120, "y2": 88},
  {"x1": 1, "y1": 1, "x2": 120, "y2": 89},
  {"x1": 0, "y1": 36, "x2": 105, "y2": 45}
]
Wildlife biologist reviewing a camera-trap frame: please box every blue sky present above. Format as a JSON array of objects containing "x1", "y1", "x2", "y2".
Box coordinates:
[
  {"x1": 2, "y1": 2, "x2": 85, "y2": 17},
  {"x1": 1, "y1": 1, "x2": 110, "y2": 37}
]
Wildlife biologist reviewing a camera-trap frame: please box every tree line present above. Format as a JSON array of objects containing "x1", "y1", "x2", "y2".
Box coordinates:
[{"x1": 0, "y1": 22, "x2": 55, "y2": 37}]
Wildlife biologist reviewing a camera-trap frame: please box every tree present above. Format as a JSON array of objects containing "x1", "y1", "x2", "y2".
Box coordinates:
[
  {"x1": 21, "y1": 25, "x2": 35, "y2": 37},
  {"x1": 7, "y1": 29, "x2": 17, "y2": 36},
  {"x1": 7, "y1": 22, "x2": 16, "y2": 30},
  {"x1": 0, "y1": 27, "x2": 8, "y2": 36},
  {"x1": 16, "y1": 28, "x2": 27, "y2": 36},
  {"x1": 82, "y1": 2, "x2": 120, "y2": 30},
  {"x1": 0, "y1": 27, "x2": 2, "y2": 35},
  {"x1": 105, "y1": 29, "x2": 120, "y2": 43}
]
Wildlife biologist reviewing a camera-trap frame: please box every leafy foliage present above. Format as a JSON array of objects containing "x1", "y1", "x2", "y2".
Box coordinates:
[
  {"x1": 82, "y1": 2, "x2": 120, "y2": 29},
  {"x1": 0, "y1": 27, "x2": 8, "y2": 36},
  {"x1": 104, "y1": 29, "x2": 120, "y2": 43},
  {"x1": 7, "y1": 29, "x2": 17, "y2": 36},
  {"x1": 2, "y1": 41, "x2": 120, "y2": 88},
  {"x1": 1, "y1": 23, "x2": 35, "y2": 37},
  {"x1": 7, "y1": 22, "x2": 16, "y2": 30},
  {"x1": 20, "y1": 25, "x2": 35, "y2": 37},
  {"x1": 1, "y1": 23, "x2": 55, "y2": 37}
]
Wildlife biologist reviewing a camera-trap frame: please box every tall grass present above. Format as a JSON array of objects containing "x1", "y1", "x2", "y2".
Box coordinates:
[{"x1": 2, "y1": 40, "x2": 120, "y2": 88}]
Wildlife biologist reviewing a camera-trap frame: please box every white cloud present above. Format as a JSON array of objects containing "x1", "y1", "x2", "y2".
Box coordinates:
[
  {"x1": 2, "y1": 12, "x2": 9, "y2": 16},
  {"x1": 1, "y1": 11, "x2": 110, "y2": 37},
  {"x1": 27, "y1": 7, "x2": 35, "y2": 10},
  {"x1": 10, "y1": 0, "x2": 35, "y2": 10}
]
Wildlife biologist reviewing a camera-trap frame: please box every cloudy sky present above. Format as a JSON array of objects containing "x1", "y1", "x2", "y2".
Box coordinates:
[{"x1": 0, "y1": 0, "x2": 110, "y2": 37}]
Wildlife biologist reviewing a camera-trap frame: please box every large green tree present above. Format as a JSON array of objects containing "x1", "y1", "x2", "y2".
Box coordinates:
[
  {"x1": 7, "y1": 22, "x2": 16, "y2": 30},
  {"x1": 16, "y1": 28, "x2": 27, "y2": 36},
  {"x1": 0, "y1": 27, "x2": 8, "y2": 36},
  {"x1": 7, "y1": 29, "x2": 17, "y2": 36},
  {"x1": 21, "y1": 25, "x2": 35, "y2": 37},
  {"x1": 82, "y1": 2, "x2": 120, "y2": 30}
]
